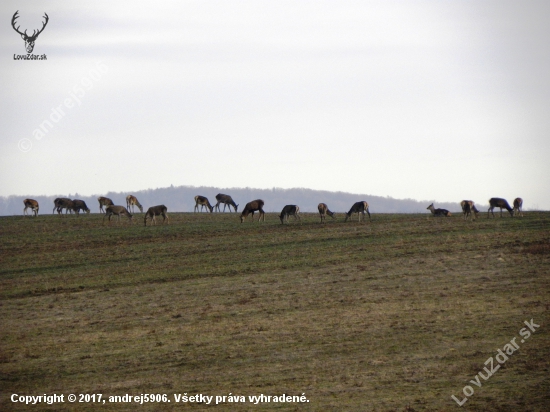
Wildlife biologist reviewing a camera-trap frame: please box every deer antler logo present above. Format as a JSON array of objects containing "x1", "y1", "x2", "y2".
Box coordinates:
[{"x1": 11, "y1": 11, "x2": 49, "y2": 54}]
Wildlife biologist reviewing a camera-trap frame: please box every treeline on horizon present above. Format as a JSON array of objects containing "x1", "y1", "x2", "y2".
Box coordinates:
[{"x1": 1, "y1": 185, "x2": 465, "y2": 216}]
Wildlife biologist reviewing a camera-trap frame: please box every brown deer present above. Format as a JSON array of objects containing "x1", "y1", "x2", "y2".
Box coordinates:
[
  {"x1": 426, "y1": 203, "x2": 451, "y2": 217},
  {"x1": 513, "y1": 198, "x2": 523, "y2": 217},
  {"x1": 279, "y1": 205, "x2": 301, "y2": 224},
  {"x1": 53, "y1": 198, "x2": 74, "y2": 216},
  {"x1": 214, "y1": 193, "x2": 239, "y2": 212},
  {"x1": 488, "y1": 198, "x2": 513, "y2": 218},
  {"x1": 23, "y1": 199, "x2": 39, "y2": 217},
  {"x1": 72, "y1": 199, "x2": 90, "y2": 216},
  {"x1": 240, "y1": 199, "x2": 265, "y2": 223},
  {"x1": 344, "y1": 201, "x2": 371, "y2": 222},
  {"x1": 11, "y1": 11, "x2": 49, "y2": 54},
  {"x1": 103, "y1": 205, "x2": 133, "y2": 224},
  {"x1": 144, "y1": 205, "x2": 169, "y2": 226},
  {"x1": 98, "y1": 196, "x2": 114, "y2": 213},
  {"x1": 194, "y1": 195, "x2": 213, "y2": 213},
  {"x1": 318, "y1": 203, "x2": 336, "y2": 223},
  {"x1": 460, "y1": 200, "x2": 478, "y2": 220},
  {"x1": 126, "y1": 195, "x2": 143, "y2": 213}
]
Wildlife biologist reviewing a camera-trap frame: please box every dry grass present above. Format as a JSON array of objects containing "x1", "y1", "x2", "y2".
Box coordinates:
[{"x1": 0, "y1": 212, "x2": 549, "y2": 411}]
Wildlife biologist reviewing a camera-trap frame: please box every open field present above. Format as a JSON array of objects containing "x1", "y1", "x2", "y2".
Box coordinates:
[{"x1": 1, "y1": 211, "x2": 549, "y2": 411}]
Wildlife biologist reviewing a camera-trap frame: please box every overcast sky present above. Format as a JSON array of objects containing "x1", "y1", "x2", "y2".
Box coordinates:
[{"x1": 2, "y1": 1, "x2": 549, "y2": 209}]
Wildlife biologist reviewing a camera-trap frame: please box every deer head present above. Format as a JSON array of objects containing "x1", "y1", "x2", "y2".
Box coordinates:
[{"x1": 12, "y1": 11, "x2": 49, "y2": 54}]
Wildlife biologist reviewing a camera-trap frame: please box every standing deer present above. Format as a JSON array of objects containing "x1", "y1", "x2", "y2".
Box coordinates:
[
  {"x1": 214, "y1": 193, "x2": 239, "y2": 212},
  {"x1": 279, "y1": 205, "x2": 301, "y2": 224},
  {"x1": 426, "y1": 203, "x2": 451, "y2": 217},
  {"x1": 103, "y1": 205, "x2": 133, "y2": 224},
  {"x1": 11, "y1": 11, "x2": 49, "y2": 54},
  {"x1": 144, "y1": 205, "x2": 169, "y2": 226},
  {"x1": 318, "y1": 203, "x2": 336, "y2": 223},
  {"x1": 240, "y1": 199, "x2": 265, "y2": 223},
  {"x1": 98, "y1": 196, "x2": 114, "y2": 213},
  {"x1": 53, "y1": 198, "x2": 74, "y2": 216},
  {"x1": 488, "y1": 198, "x2": 514, "y2": 218},
  {"x1": 23, "y1": 199, "x2": 39, "y2": 217},
  {"x1": 344, "y1": 201, "x2": 371, "y2": 222},
  {"x1": 460, "y1": 200, "x2": 479, "y2": 220},
  {"x1": 126, "y1": 195, "x2": 143, "y2": 213},
  {"x1": 513, "y1": 198, "x2": 523, "y2": 217},
  {"x1": 194, "y1": 195, "x2": 213, "y2": 213},
  {"x1": 72, "y1": 199, "x2": 90, "y2": 216}
]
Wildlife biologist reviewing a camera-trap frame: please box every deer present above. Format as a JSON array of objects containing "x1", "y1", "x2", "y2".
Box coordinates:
[
  {"x1": 144, "y1": 205, "x2": 169, "y2": 226},
  {"x1": 344, "y1": 201, "x2": 371, "y2": 222},
  {"x1": 214, "y1": 193, "x2": 239, "y2": 212},
  {"x1": 98, "y1": 196, "x2": 114, "y2": 213},
  {"x1": 23, "y1": 199, "x2": 39, "y2": 217},
  {"x1": 11, "y1": 11, "x2": 49, "y2": 54},
  {"x1": 240, "y1": 199, "x2": 265, "y2": 223},
  {"x1": 488, "y1": 198, "x2": 514, "y2": 218},
  {"x1": 426, "y1": 203, "x2": 451, "y2": 217},
  {"x1": 279, "y1": 205, "x2": 301, "y2": 224},
  {"x1": 194, "y1": 195, "x2": 213, "y2": 213},
  {"x1": 460, "y1": 200, "x2": 479, "y2": 220},
  {"x1": 53, "y1": 198, "x2": 74, "y2": 216},
  {"x1": 318, "y1": 203, "x2": 336, "y2": 223},
  {"x1": 513, "y1": 198, "x2": 524, "y2": 217},
  {"x1": 72, "y1": 199, "x2": 90, "y2": 216},
  {"x1": 103, "y1": 205, "x2": 133, "y2": 224},
  {"x1": 126, "y1": 195, "x2": 143, "y2": 213}
]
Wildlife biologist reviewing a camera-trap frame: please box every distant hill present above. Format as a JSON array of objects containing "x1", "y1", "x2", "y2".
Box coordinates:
[{"x1": 1, "y1": 185, "x2": 462, "y2": 216}]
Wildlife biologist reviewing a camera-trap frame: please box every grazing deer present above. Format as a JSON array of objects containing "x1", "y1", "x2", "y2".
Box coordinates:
[
  {"x1": 460, "y1": 200, "x2": 479, "y2": 220},
  {"x1": 426, "y1": 203, "x2": 451, "y2": 217},
  {"x1": 488, "y1": 198, "x2": 514, "y2": 218},
  {"x1": 240, "y1": 199, "x2": 265, "y2": 223},
  {"x1": 144, "y1": 205, "x2": 169, "y2": 226},
  {"x1": 194, "y1": 195, "x2": 213, "y2": 213},
  {"x1": 53, "y1": 198, "x2": 74, "y2": 216},
  {"x1": 513, "y1": 198, "x2": 523, "y2": 217},
  {"x1": 214, "y1": 193, "x2": 239, "y2": 212},
  {"x1": 23, "y1": 199, "x2": 39, "y2": 217},
  {"x1": 72, "y1": 199, "x2": 90, "y2": 216},
  {"x1": 126, "y1": 195, "x2": 143, "y2": 213},
  {"x1": 103, "y1": 205, "x2": 133, "y2": 224},
  {"x1": 98, "y1": 196, "x2": 114, "y2": 213},
  {"x1": 318, "y1": 203, "x2": 336, "y2": 223},
  {"x1": 344, "y1": 201, "x2": 371, "y2": 222},
  {"x1": 279, "y1": 205, "x2": 301, "y2": 224},
  {"x1": 11, "y1": 11, "x2": 49, "y2": 54}
]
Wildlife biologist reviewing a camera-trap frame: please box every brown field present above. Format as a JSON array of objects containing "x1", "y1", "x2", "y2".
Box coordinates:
[{"x1": 0, "y1": 211, "x2": 549, "y2": 411}]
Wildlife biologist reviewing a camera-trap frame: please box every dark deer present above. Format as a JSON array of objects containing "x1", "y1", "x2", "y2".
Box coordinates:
[
  {"x1": 513, "y1": 198, "x2": 523, "y2": 217},
  {"x1": 427, "y1": 203, "x2": 451, "y2": 217},
  {"x1": 279, "y1": 205, "x2": 301, "y2": 224},
  {"x1": 318, "y1": 203, "x2": 336, "y2": 223},
  {"x1": 53, "y1": 198, "x2": 74, "y2": 216},
  {"x1": 344, "y1": 201, "x2": 371, "y2": 222},
  {"x1": 194, "y1": 195, "x2": 213, "y2": 213},
  {"x1": 126, "y1": 195, "x2": 143, "y2": 213},
  {"x1": 460, "y1": 200, "x2": 478, "y2": 220},
  {"x1": 23, "y1": 199, "x2": 39, "y2": 217},
  {"x1": 240, "y1": 199, "x2": 265, "y2": 223},
  {"x1": 103, "y1": 205, "x2": 133, "y2": 224},
  {"x1": 214, "y1": 193, "x2": 239, "y2": 212},
  {"x1": 11, "y1": 11, "x2": 49, "y2": 54},
  {"x1": 98, "y1": 196, "x2": 114, "y2": 213},
  {"x1": 144, "y1": 205, "x2": 169, "y2": 226},
  {"x1": 72, "y1": 199, "x2": 90, "y2": 216},
  {"x1": 488, "y1": 198, "x2": 513, "y2": 218}
]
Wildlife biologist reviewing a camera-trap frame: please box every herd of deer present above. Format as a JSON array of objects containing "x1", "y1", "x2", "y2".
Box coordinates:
[{"x1": 21, "y1": 194, "x2": 524, "y2": 225}]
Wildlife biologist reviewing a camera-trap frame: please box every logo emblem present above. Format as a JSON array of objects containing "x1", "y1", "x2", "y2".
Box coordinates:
[{"x1": 11, "y1": 10, "x2": 49, "y2": 54}]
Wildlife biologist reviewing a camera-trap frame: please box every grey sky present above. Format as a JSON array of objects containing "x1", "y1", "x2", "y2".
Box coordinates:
[{"x1": 2, "y1": 1, "x2": 549, "y2": 209}]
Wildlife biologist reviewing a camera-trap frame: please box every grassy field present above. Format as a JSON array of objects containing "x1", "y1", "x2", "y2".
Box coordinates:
[{"x1": 1, "y1": 211, "x2": 549, "y2": 411}]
